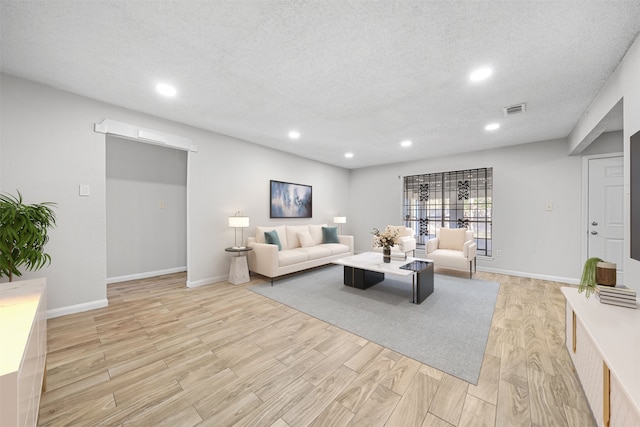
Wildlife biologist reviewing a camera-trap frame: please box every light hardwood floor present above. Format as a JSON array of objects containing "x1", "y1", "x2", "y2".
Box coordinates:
[{"x1": 39, "y1": 269, "x2": 597, "y2": 426}]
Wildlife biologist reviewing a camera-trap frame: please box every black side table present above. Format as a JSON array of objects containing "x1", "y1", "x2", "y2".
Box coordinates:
[{"x1": 400, "y1": 260, "x2": 434, "y2": 304}]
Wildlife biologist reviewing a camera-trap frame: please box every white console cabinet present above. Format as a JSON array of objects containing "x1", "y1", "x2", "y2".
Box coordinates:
[
  {"x1": 0, "y1": 278, "x2": 47, "y2": 427},
  {"x1": 562, "y1": 287, "x2": 640, "y2": 427}
]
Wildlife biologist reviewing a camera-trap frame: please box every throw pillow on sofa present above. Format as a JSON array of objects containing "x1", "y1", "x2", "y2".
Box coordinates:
[
  {"x1": 264, "y1": 230, "x2": 282, "y2": 250},
  {"x1": 297, "y1": 231, "x2": 315, "y2": 248},
  {"x1": 322, "y1": 226, "x2": 340, "y2": 244},
  {"x1": 285, "y1": 225, "x2": 310, "y2": 249},
  {"x1": 309, "y1": 224, "x2": 327, "y2": 245},
  {"x1": 255, "y1": 225, "x2": 288, "y2": 250}
]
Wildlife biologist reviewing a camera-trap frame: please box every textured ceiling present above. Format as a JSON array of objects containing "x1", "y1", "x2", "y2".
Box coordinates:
[{"x1": 2, "y1": 1, "x2": 640, "y2": 169}]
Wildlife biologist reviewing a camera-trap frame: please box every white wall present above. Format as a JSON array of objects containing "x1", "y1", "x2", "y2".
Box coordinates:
[
  {"x1": 569, "y1": 33, "x2": 640, "y2": 291},
  {"x1": 106, "y1": 135, "x2": 187, "y2": 280},
  {"x1": 1, "y1": 75, "x2": 108, "y2": 314},
  {"x1": 582, "y1": 131, "x2": 623, "y2": 156},
  {"x1": 0, "y1": 74, "x2": 351, "y2": 313},
  {"x1": 350, "y1": 139, "x2": 584, "y2": 283},
  {"x1": 186, "y1": 133, "x2": 351, "y2": 288}
]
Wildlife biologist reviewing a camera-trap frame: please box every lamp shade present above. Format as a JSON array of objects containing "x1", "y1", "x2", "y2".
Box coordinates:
[
  {"x1": 228, "y1": 216, "x2": 249, "y2": 228},
  {"x1": 333, "y1": 216, "x2": 347, "y2": 224}
]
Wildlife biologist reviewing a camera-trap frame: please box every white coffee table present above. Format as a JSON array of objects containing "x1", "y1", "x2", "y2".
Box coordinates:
[{"x1": 333, "y1": 252, "x2": 434, "y2": 304}]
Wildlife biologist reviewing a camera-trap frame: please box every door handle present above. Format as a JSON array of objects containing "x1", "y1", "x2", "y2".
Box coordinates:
[
  {"x1": 591, "y1": 230, "x2": 598, "y2": 235},
  {"x1": 591, "y1": 221, "x2": 598, "y2": 226}
]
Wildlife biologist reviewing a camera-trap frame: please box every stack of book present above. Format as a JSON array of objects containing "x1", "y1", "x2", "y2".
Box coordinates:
[
  {"x1": 595, "y1": 284, "x2": 637, "y2": 309},
  {"x1": 390, "y1": 252, "x2": 407, "y2": 261}
]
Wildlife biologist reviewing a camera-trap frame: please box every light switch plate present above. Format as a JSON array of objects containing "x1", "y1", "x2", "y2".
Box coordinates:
[{"x1": 79, "y1": 184, "x2": 90, "y2": 196}]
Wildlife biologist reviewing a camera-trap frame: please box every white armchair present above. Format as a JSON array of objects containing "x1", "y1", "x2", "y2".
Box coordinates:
[
  {"x1": 372, "y1": 225, "x2": 416, "y2": 256},
  {"x1": 426, "y1": 227, "x2": 477, "y2": 278}
]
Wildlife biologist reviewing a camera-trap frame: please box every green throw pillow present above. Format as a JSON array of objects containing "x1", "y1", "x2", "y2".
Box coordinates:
[
  {"x1": 322, "y1": 226, "x2": 340, "y2": 244},
  {"x1": 264, "y1": 230, "x2": 282, "y2": 251}
]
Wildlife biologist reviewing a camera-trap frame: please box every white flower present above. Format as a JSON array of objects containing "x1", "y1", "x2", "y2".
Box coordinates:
[{"x1": 371, "y1": 226, "x2": 400, "y2": 249}]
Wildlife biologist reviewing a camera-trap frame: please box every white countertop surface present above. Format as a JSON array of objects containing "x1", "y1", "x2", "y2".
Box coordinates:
[
  {"x1": 0, "y1": 278, "x2": 47, "y2": 376},
  {"x1": 333, "y1": 252, "x2": 432, "y2": 276}
]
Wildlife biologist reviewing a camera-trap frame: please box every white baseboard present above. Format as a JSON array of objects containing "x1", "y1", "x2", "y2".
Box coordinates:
[
  {"x1": 47, "y1": 299, "x2": 108, "y2": 319},
  {"x1": 414, "y1": 249, "x2": 578, "y2": 285},
  {"x1": 477, "y1": 266, "x2": 578, "y2": 285},
  {"x1": 187, "y1": 274, "x2": 227, "y2": 288},
  {"x1": 107, "y1": 266, "x2": 187, "y2": 284}
]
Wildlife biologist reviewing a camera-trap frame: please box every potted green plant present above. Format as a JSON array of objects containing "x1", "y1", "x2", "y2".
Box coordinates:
[
  {"x1": 0, "y1": 191, "x2": 56, "y2": 282},
  {"x1": 578, "y1": 257, "x2": 603, "y2": 298}
]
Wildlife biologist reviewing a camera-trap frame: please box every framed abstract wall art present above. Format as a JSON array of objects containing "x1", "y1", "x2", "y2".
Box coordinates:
[{"x1": 270, "y1": 180, "x2": 312, "y2": 218}]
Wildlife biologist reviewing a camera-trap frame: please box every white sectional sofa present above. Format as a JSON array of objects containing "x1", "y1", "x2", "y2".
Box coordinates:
[{"x1": 247, "y1": 224, "x2": 354, "y2": 283}]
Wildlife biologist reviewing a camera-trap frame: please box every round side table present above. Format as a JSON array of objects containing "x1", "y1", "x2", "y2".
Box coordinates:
[{"x1": 225, "y1": 247, "x2": 253, "y2": 285}]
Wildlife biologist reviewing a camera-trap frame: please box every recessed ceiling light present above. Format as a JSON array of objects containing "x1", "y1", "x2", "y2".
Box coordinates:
[
  {"x1": 401, "y1": 140, "x2": 412, "y2": 147},
  {"x1": 469, "y1": 67, "x2": 492, "y2": 82},
  {"x1": 485, "y1": 123, "x2": 500, "y2": 131},
  {"x1": 156, "y1": 83, "x2": 177, "y2": 97},
  {"x1": 345, "y1": 152, "x2": 354, "y2": 158},
  {"x1": 288, "y1": 130, "x2": 300, "y2": 140}
]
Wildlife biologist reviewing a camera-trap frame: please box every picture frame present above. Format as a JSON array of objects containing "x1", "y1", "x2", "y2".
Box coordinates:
[{"x1": 270, "y1": 180, "x2": 312, "y2": 218}]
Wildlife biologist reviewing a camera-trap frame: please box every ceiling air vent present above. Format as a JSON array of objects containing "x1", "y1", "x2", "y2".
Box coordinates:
[{"x1": 503, "y1": 103, "x2": 526, "y2": 117}]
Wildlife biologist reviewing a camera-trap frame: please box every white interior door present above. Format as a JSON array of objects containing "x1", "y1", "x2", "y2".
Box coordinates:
[{"x1": 587, "y1": 156, "x2": 624, "y2": 284}]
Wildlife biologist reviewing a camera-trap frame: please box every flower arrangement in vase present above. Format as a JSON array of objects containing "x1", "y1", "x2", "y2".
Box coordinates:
[{"x1": 371, "y1": 226, "x2": 400, "y2": 263}]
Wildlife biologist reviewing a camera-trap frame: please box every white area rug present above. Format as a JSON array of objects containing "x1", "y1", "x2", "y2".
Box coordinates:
[{"x1": 250, "y1": 265, "x2": 499, "y2": 384}]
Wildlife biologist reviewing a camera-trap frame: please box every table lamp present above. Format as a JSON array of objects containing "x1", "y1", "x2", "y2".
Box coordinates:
[
  {"x1": 333, "y1": 216, "x2": 346, "y2": 234},
  {"x1": 228, "y1": 212, "x2": 250, "y2": 249}
]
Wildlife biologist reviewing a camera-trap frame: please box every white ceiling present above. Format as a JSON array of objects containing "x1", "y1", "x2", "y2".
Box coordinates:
[{"x1": 2, "y1": 1, "x2": 639, "y2": 169}]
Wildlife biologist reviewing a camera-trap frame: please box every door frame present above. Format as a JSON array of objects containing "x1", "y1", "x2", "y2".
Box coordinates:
[
  {"x1": 581, "y1": 152, "x2": 624, "y2": 267},
  {"x1": 95, "y1": 119, "x2": 195, "y2": 285}
]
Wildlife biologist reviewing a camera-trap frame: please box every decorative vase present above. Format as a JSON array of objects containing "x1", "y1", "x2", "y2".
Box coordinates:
[{"x1": 383, "y1": 247, "x2": 391, "y2": 263}]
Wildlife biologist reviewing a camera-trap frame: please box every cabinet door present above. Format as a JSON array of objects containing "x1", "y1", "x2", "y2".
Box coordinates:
[
  {"x1": 611, "y1": 374, "x2": 640, "y2": 427},
  {"x1": 566, "y1": 306, "x2": 575, "y2": 358},
  {"x1": 573, "y1": 316, "x2": 605, "y2": 427}
]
